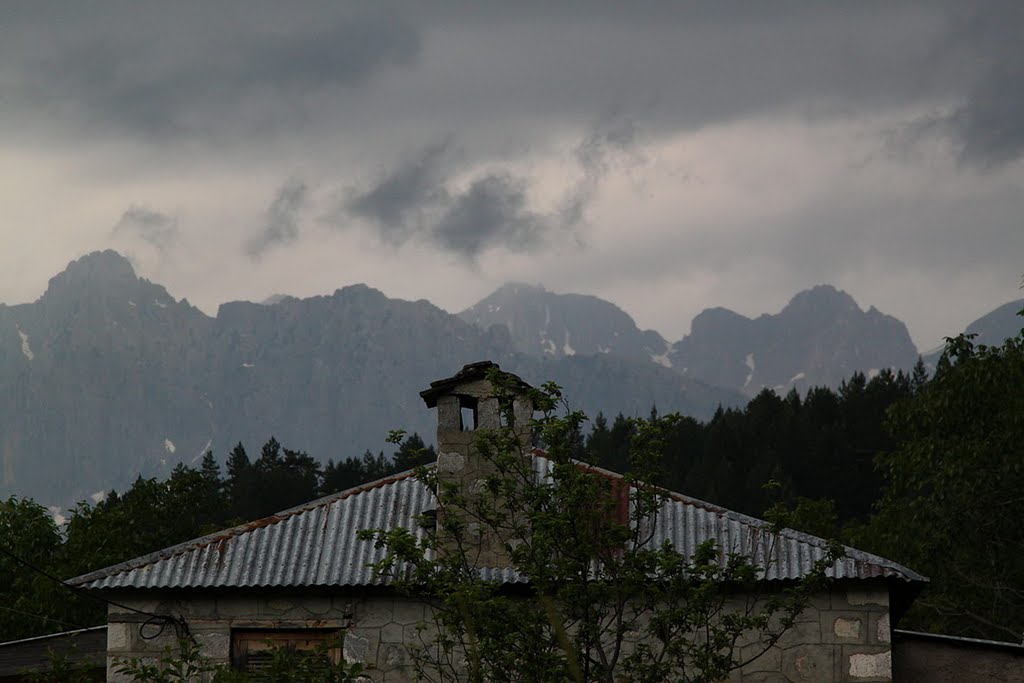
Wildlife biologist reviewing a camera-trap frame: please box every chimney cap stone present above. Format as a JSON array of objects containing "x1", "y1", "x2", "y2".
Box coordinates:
[{"x1": 420, "y1": 361, "x2": 533, "y2": 408}]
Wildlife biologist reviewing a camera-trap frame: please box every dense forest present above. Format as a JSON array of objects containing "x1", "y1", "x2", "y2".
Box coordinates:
[{"x1": 2, "y1": 327, "x2": 1022, "y2": 647}]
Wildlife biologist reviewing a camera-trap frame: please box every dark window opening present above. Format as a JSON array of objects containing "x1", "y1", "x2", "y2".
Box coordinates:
[{"x1": 458, "y1": 395, "x2": 478, "y2": 431}]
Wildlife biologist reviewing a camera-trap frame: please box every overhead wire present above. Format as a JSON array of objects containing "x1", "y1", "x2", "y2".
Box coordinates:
[
  {"x1": 0, "y1": 543, "x2": 191, "y2": 640},
  {"x1": 0, "y1": 604, "x2": 90, "y2": 631}
]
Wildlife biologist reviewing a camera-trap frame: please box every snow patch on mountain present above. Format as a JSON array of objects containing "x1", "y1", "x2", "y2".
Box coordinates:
[
  {"x1": 562, "y1": 331, "x2": 575, "y2": 356},
  {"x1": 789, "y1": 372, "x2": 806, "y2": 383},
  {"x1": 164, "y1": 438, "x2": 176, "y2": 453},
  {"x1": 17, "y1": 328, "x2": 34, "y2": 361},
  {"x1": 743, "y1": 353, "x2": 756, "y2": 389},
  {"x1": 91, "y1": 491, "x2": 106, "y2": 504},
  {"x1": 194, "y1": 438, "x2": 213, "y2": 463},
  {"x1": 651, "y1": 341, "x2": 673, "y2": 368}
]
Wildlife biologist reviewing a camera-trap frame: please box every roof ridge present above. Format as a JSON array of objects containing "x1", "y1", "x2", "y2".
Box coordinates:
[{"x1": 69, "y1": 453, "x2": 927, "y2": 589}]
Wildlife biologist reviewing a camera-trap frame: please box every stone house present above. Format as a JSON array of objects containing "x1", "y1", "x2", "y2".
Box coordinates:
[{"x1": 68, "y1": 362, "x2": 926, "y2": 682}]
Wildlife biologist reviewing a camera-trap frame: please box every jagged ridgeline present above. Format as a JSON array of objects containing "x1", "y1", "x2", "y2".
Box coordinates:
[
  {"x1": 4, "y1": 251, "x2": 1017, "y2": 508},
  {"x1": 0, "y1": 252, "x2": 738, "y2": 506}
]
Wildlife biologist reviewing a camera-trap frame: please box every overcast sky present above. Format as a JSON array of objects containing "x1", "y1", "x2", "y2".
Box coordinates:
[{"x1": 2, "y1": 2, "x2": 1022, "y2": 350}]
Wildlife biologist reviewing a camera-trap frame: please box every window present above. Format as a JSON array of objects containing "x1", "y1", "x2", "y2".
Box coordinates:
[{"x1": 231, "y1": 630, "x2": 341, "y2": 678}]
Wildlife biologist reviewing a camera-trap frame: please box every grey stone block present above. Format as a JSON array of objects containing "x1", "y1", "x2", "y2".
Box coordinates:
[
  {"x1": 384, "y1": 644, "x2": 407, "y2": 666},
  {"x1": 782, "y1": 643, "x2": 834, "y2": 682},
  {"x1": 739, "y1": 643, "x2": 782, "y2": 673},
  {"x1": 845, "y1": 588, "x2": 888, "y2": 608},
  {"x1": 820, "y1": 611, "x2": 868, "y2": 644},
  {"x1": 476, "y1": 398, "x2": 501, "y2": 429},
  {"x1": 344, "y1": 632, "x2": 370, "y2": 664},
  {"x1": 742, "y1": 673, "x2": 790, "y2": 683},
  {"x1": 437, "y1": 452, "x2": 466, "y2": 473},
  {"x1": 381, "y1": 622, "x2": 405, "y2": 644},
  {"x1": 193, "y1": 630, "x2": 231, "y2": 660},
  {"x1": 392, "y1": 601, "x2": 425, "y2": 625},
  {"x1": 843, "y1": 646, "x2": 892, "y2": 681},
  {"x1": 107, "y1": 622, "x2": 131, "y2": 651},
  {"x1": 357, "y1": 600, "x2": 394, "y2": 628}
]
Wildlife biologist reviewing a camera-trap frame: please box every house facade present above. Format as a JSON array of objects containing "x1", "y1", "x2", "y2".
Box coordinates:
[{"x1": 69, "y1": 362, "x2": 925, "y2": 682}]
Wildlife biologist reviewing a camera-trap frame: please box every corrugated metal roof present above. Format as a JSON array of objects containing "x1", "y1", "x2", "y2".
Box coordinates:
[{"x1": 68, "y1": 456, "x2": 925, "y2": 591}]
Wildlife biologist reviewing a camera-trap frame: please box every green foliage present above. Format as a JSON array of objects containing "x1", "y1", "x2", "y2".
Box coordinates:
[
  {"x1": 23, "y1": 639, "x2": 99, "y2": 683},
  {"x1": 858, "y1": 328, "x2": 1024, "y2": 641},
  {"x1": 0, "y1": 432, "x2": 439, "y2": 642},
  {"x1": 583, "y1": 371, "x2": 912, "y2": 528},
  {"x1": 362, "y1": 372, "x2": 841, "y2": 683},
  {"x1": 0, "y1": 498, "x2": 75, "y2": 640},
  {"x1": 247, "y1": 637, "x2": 365, "y2": 683},
  {"x1": 114, "y1": 638, "x2": 218, "y2": 683}
]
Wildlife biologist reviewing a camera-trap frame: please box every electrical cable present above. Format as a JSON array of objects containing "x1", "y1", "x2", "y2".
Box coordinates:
[
  {"x1": 0, "y1": 543, "x2": 190, "y2": 640},
  {"x1": 0, "y1": 604, "x2": 90, "y2": 631}
]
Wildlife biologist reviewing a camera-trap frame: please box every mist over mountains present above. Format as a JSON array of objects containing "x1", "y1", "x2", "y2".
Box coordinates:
[{"x1": 2, "y1": 251, "x2": 1019, "y2": 507}]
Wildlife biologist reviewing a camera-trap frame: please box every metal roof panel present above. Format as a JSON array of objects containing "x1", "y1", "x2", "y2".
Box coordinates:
[{"x1": 68, "y1": 458, "x2": 924, "y2": 590}]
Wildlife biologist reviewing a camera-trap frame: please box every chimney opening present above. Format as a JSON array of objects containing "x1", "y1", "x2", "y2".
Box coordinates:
[{"x1": 458, "y1": 395, "x2": 478, "y2": 431}]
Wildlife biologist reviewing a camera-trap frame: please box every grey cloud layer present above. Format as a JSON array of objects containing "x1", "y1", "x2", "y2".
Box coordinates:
[
  {"x1": 247, "y1": 179, "x2": 308, "y2": 259},
  {"x1": 113, "y1": 207, "x2": 179, "y2": 251},
  {"x1": 340, "y1": 120, "x2": 639, "y2": 259},
  {"x1": 341, "y1": 143, "x2": 549, "y2": 259},
  {"x1": 943, "y1": 4, "x2": 1024, "y2": 167},
  {"x1": 3, "y1": 1, "x2": 1023, "y2": 349},
  {"x1": 6, "y1": 7, "x2": 419, "y2": 138},
  {"x1": 345, "y1": 141, "x2": 451, "y2": 242},
  {"x1": 0, "y1": 3, "x2": 998, "y2": 147}
]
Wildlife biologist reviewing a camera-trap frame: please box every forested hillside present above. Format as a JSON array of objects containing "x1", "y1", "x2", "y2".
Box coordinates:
[{"x1": 5, "y1": 324, "x2": 1022, "y2": 645}]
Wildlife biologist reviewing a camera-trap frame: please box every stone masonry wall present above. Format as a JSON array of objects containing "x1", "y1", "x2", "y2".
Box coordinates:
[
  {"x1": 434, "y1": 377, "x2": 534, "y2": 568},
  {"x1": 732, "y1": 583, "x2": 893, "y2": 683},
  {"x1": 104, "y1": 582, "x2": 892, "y2": 683},
  {"x1": 104, "y1": 591, "x2": 423, "y2": 682}
]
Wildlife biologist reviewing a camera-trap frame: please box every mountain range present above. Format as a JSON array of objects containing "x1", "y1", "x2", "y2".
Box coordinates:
[{"x1": 2, "y1": 251, "x2": 1020, "y2": 507}]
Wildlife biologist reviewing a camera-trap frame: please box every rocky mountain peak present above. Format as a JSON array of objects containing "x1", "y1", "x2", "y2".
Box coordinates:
[
  {"x1": 673, "y1": 285, "x2": 917, "y2": 396},
  {"x1": 459, "y1": 282, "x2": 669, "y2": 363},
  {"x1": 780, "y1": 285, "x2": 861, "y2": 319},
  {"x1": 689, "y1": 307, "x2": 752, "y2": 336},
  {"x1": 39, "y1": 250, "x2": 177, "y2": 311},
  {"x1": 43, "y1": 250, "x2": 138, "y2": 295}
]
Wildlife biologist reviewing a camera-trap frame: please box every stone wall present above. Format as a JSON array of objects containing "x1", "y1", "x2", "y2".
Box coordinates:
[
  {"x1": 104, "y1": 590, "x2": 421, "y2": 682},
  {"x1": 433, "y1": 377, "x2": 534, "y2": 568},
  {"x1": 733, "y1": 583, "x2": 893, "y2": 682},
  {"x1": 104, "y1": 582, "x2": 893, "y2": 682}
]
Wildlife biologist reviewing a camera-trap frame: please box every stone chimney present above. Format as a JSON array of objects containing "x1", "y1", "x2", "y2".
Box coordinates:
[{"x1": 420, "y1": 361, "x2": 534, "y2": 564}]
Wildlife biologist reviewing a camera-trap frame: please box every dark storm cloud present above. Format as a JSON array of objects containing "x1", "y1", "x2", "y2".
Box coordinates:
[
  {"x1": 339, "y1": 124, "x2": 638, "y2": 259},
  {"x1": 246, "y1": 178, "x2": 308, "y2": 259},
  {"x1": 432, "y1": 174, "x2": 547, "y2": 257},
  {"x1": 8, "y1": 7, "x2": 419, "y2": 138},
  {"x1": 112, "y1": 206, "x2": 179, "y2": 251},
  {"x1": 561, "y1": 117, "x2": 642, "y2": 227},
  {"x1": 340, "y1": 143, "x2": 548, "y2": 258},
  {"x1": 4, "y1": 1, "x2": 1006, "y2": 161},
  {"x1": 345, "y1": 141, "x2": 451, "y2": 241},
  {"x1": 942, "y1": 4, "x2": 1024, "y2": 168}
]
